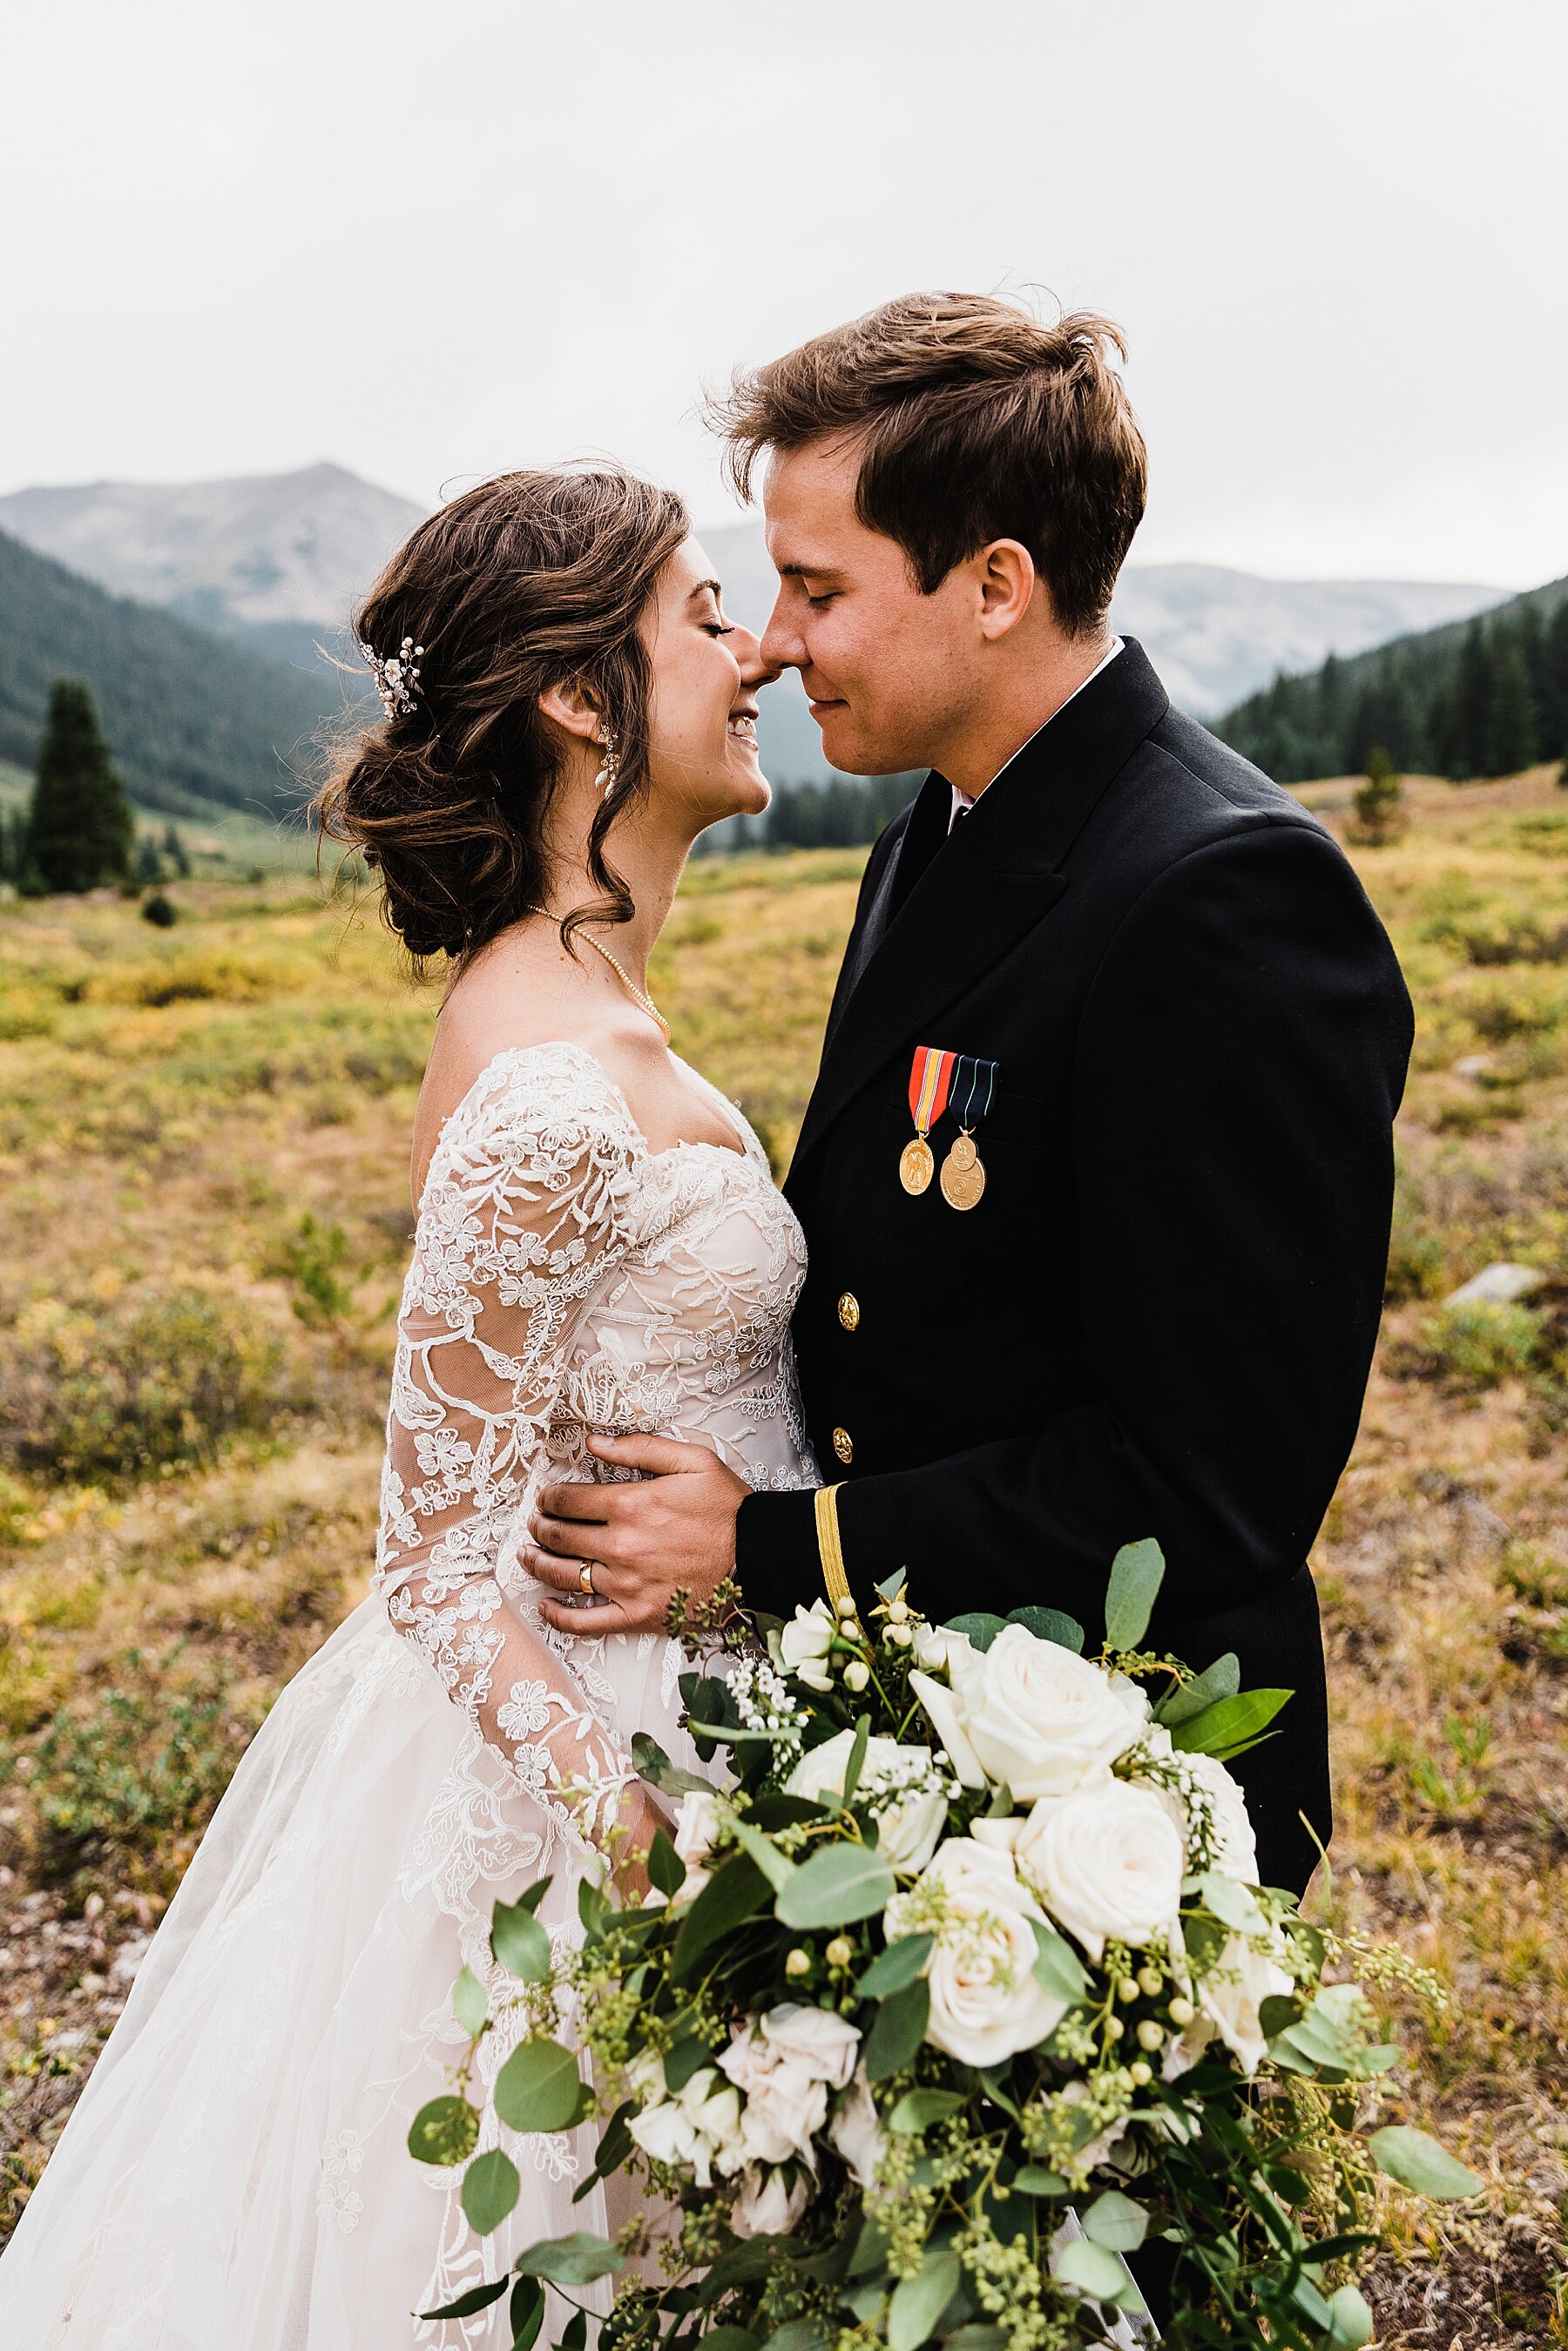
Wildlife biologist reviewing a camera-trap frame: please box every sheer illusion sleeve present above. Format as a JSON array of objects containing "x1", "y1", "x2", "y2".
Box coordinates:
[{"x1": 375, "y1": 1055, "x2": 646, "y2": 1854}]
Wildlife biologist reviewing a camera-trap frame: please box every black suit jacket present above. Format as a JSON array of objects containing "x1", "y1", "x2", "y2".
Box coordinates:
[{"x1": 735, "y1": 641, "x2": 1413, "y2": 1894}]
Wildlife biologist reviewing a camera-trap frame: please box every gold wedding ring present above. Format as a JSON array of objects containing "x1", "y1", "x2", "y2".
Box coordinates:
[{"x1": 578, "y1": 1559, "x2": 598, "y2": 1598}]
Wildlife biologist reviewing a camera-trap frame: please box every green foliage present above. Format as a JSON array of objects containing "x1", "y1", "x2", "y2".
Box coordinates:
[
  {"x1": 1348, "y1": 747, "x2": 1407, "y2": 846},
  {"x1": 1219, "y1": 578, "x2": 1568, "y2": 782},
  {"x1": 0, "y1": 1287, "x2": 285, "y2": 1481},
  {"x1": 15, "y1": 1657, "x2": 247, "y2": 1862},
  {"x1": 0, "y1": 528, "x2": 329, "y2": 818},
  {"x1": 140, "y1": 890, "x2": 177, "y2": 928},
  {"x1": 27, "y1": 680, "x2": 134, "y2": 892},
  {"x1": 1392, "y1": 1299, "x2": 1550, "y2": 1391}
]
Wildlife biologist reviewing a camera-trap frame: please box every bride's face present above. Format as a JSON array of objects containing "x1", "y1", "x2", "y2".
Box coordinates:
[{"x1": 641, "y1": 538, "x2": 774, "y2": 828}]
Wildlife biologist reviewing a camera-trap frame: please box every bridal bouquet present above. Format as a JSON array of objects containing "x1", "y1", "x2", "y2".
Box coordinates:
[{"x1": 411, "y1": 1546, "x2": 1477, "y2": 2350}]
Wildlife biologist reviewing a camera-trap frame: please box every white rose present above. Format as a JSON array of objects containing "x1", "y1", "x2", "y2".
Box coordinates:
[
  {"x1": 910, "y1": 1621, "x2": 976, "y2": 1675},
  {"x1": 1017, "y1": 1780, "x2": 1185, "y2": 1962},
  {"x1": 888, "y1": 1836, "x2": 1066, "y2": 2068},
  {"x1": 780, "y1": 1601, "x2": 836, "y2": 1692},
  {"x1": 1199, "y1": 1933, "x2": 1294, "y2": 2076},
  {"x1": 908, "y1": 1669, "x2": 987, "y2": 1788},
  {"x1": 949, "y1": 1628, "x2": 1150, "y2": 1801},
  {"x1": 785, "y1": 1731, "x2": 948, "y2": 1873},
  {"x1": 671, "y1": 1787, "x2": 723, "y2": 1900},
  {"x1": 1158, "y1": 1751, "x2": 1258, "y2": 1883},
  {"x1": 826, "y1": 2066, "x2": 887, "y2": 2189},
  {"x1": 626, "y1": 2095, "x2": 701, "y2": 2173},
  {"x1": 755, "y1": 2002, "x2": 862, "y2": 2089},
  {"x1": 730, "y1": 2162, "x2": 811, "y2": 2240}
]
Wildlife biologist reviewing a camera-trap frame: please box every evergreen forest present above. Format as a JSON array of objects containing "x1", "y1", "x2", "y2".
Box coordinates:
[{"x1": 1217, "y1": 577, "x2": 1568, "y2": 783}]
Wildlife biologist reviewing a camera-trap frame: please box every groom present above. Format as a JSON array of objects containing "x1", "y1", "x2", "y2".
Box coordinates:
[{"x1": 527, "y1": 292, "x2": 1413, "y2": 1895}]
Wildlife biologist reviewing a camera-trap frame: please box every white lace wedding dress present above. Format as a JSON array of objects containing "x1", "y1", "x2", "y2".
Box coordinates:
[{"x1": 0, "y1": 1042, "x2": 817, "y2": 2349}]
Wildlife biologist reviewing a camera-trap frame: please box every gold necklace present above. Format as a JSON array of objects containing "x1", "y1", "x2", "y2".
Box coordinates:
[
  {"x1": 523, "y1": 905, "x2": 670, "y2": 1042},
  {"x1": 583, "y1": 933, "x2": 671, "y2": 1043}
]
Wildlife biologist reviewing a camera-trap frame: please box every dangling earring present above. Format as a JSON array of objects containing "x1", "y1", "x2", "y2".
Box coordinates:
[{"x1": 594, "y1": 727, "x2": 621, "y2": 798}]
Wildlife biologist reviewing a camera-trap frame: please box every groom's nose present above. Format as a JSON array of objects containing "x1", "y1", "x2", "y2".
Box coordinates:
[
  {"x1": 760, "y1": 592, "x2": 806, "y2": 676},
  {"x1": 735, "y1": 624, "x2": 784, "y2": 688}
]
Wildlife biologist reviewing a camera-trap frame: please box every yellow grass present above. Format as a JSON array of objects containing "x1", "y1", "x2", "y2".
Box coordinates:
[{"x1": 1, "y1": 771, "x2": 1565, "y2": 2342}]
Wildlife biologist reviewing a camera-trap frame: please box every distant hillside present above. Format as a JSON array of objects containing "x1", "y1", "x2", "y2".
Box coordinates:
[
  {"x1": 1215, "y1": 574, "x2": 1568, "y2": 782},
  {"x1": 0, "y1": 531, "x2": 339, "y2": 818},
  {"x1": 0, "y1": 463, "x2": 424, "y2": 633}
]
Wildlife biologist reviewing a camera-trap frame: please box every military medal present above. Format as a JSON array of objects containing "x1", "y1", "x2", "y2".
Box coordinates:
[
  {"x1": 901, "y1": 1045, "x2": 956, "y2": 1193},
  {"x1": 940, "y1": 1056, "x2": 997, "y2": 1211}
]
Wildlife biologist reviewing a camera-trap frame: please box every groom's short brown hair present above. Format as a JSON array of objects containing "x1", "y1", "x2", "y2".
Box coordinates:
[{"x1": 713, "y1": 292, "x2": 1146, "y2": 638}]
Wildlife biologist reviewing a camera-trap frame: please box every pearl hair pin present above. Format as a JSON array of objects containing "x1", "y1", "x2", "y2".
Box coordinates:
[{"x1": 361, "y1": 634, "x2": 424, "y2": 719}]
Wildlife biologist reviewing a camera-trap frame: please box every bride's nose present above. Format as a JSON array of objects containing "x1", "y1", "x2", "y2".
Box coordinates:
[{"x1": 732, "y1": 624, "x2": 783, "y2": 689}]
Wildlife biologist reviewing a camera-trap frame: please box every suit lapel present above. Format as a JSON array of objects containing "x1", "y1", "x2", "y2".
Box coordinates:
[{"x1": 791, "y1": 639, "x2": 1170, "y2": 1174}]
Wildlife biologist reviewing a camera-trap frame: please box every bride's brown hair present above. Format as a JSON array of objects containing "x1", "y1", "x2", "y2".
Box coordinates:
[{"x1": 315, "y1": 467, "x2": 690, "y2": 972}]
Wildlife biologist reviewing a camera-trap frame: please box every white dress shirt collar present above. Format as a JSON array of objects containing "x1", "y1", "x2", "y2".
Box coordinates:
[{"x1": 949, "y1": 637, "x2": 1124, "y2": 830}]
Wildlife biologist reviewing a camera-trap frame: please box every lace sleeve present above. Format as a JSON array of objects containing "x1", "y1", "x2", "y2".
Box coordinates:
[{"x1": 375, "y1": 1056, "x2": 645, "y2": 1855}]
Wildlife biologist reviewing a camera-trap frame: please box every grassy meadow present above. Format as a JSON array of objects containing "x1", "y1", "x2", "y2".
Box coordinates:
[{"x1": 0, "y1": 774, "x2": 1566, "y2": 2343}]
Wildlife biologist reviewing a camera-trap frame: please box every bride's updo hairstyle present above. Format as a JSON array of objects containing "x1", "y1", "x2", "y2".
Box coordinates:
[{"x1": 316, "y1": 468, "x2": 690, "y2": 971}]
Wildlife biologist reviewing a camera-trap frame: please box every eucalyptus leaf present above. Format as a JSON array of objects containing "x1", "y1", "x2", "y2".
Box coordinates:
[
  {"x1": 1155, "y1": 1652, "x2": 1241, "y2": 1727},
  {"x1": 888, "y1": 2087, "x2": 966, "y2": 2133},
  {"x1": 841, "y1": 1714, "x2": 872, "y2": 1807},
  {"x1": 515, "y1": 2230, "x2": 624, "y2": 2285},
  {"x1": 1197, "y1": 1870, "x2": 1267, "y2": 1936},
  {"x1": 1369, "y1": 2125, "x2": 1484, "y2": 2199},
  {"x1": 764, "y1": 2321, "x2": 829, "y2": 2351},
  {"x1": 1082, "y1": 2189, "x2": 1148, "y2": 2252},
  {"x1": 493, "y1": 2038, "x2": 585, "y2": 2135},
  {"x1": 558, "y1": 2309, "x2": 588, "y2": 2351},
  {"x1": 417, "y1": 2276, "x2": 510, "y2": 2321},
  {"x1": 875, "y1": 1571, "x2": 908, "y2": 1603},
  {"x1": 671, "y1": 1854, "x2": 769, "y2": 1981},
  {"x1": 1326, "y1": 2284, "x2": 1375, "y2": 2347},
  {"x1": 451, "y1": 1964, "x2": 489, "y2": 2037},
  {"x1": 857, "y1": 1932, "x2": 933, "y2": 1997},
  {"x1": 1012, "y1": 2164, "x2": 1069, "y2": 2197},
  {"x1": 1170, "y1": 1688, "x2": 1291, "y2": 1758},
  {"x1": 847, "y1": 2214, "x2": 891, "y2": 2277},
  {"x1": 728, "y1": 1814, "x2": 798, "y2": 1895},
  {"x1": 663, "y1": 2036, "x2": 713, "y2": 2093},
  {"x1": 864, "y1": 1976, "x2": 930, "y2": 2081},
  {"x1": 1030, "y1": 1916, "x2": 1090, "y2": 2003},
  {"x1": 775, "y1": 1841, "x2": 897, "y2": 1930},
  {"x1": 491, "y1": 1900, "x2": 552, "y2": 1983},
  {"x1": 943, "y1": 2331, "x2": 1006, "y2": 2351},
  {"x1": 408, "y1": 2094, "x2": 479, "y2": 2168},
  {"x1": 1004, "y1": 1605, "x2": 1085, "y2": 1653},
  {"x1": 888, "y1": 2248, "x2": 960, "y2": 2351},
  {"x1": 461, "y1": 2147, "x2": 520, "y2": 2237},
  {"x1": 945, "y1": 1611, "x2": 1006, "y2": 1652},
  {"x1": 646, "y1": 1827, "x2": 686, "y2": 1898},
  {"x1": 632, "y1": 1731, "x2": 727, "y2": 1795},
  {"x1": 1053, "y1": 2238, "x2": 1133, "y2": 2306},
  {"x1": 700, "y1": 2331, "x2": 761, "y2": 2351},
  {"x1": 1104, "y1": 1537, "x2": 1165, "y2": 1651},
  {"x1": 509, "y1": 2274, "x2": 546, "y2": 2351}
]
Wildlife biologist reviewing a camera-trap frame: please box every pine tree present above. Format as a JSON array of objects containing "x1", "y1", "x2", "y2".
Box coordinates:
[
  {"x1": 1449, "y1": 619, "x2": 1492, "y2": 779},
  {"x1": 1350, "y1": 747, "x2": 1407, "y2": 844},
  {"x1": 27, "y1": 680, "x2": 134, "y2": 894},
  {"x1": 1485, "y1": 631, "x2": 1538, "y2": 775},
  {"x1": 161, "y1": 822, "x2": 192, "y2": 877}
]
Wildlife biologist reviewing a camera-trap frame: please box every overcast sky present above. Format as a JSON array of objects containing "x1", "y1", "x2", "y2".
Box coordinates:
[{"x1": 4, "y1": 0, "x2": 1563, "y2": 587}]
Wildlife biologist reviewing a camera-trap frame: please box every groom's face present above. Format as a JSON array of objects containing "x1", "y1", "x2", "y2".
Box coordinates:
[{"x1": 760, "y1": 438, "x2": 984, "y2": 776}]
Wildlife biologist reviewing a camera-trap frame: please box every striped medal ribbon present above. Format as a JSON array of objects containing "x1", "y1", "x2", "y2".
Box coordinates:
[
  {"x1": 900, "y1": 1045, "x2": 956, "y2": 1194},
  {"x1": 940, "y1": 1055, "x2": 998, "y2": 1211}
]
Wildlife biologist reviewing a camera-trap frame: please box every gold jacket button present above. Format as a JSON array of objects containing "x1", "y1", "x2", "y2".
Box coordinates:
[
  {"x1": 837, "y1": 1292, "x2": 861, "y2": 1332},
  {"x1": 832, "y1": 1427, "x2": 854, "y2": 1465}
]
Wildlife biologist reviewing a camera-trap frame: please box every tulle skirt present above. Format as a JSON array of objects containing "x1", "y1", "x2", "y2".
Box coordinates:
[{"x1": 0, "y1": 1596, "x2": 713, "y2": 2350}]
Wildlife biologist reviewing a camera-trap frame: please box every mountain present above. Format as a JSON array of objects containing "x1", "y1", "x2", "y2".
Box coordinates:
[
  {"x1": 0, "y1": 463, "x2": 425, "y2": 635},
  {"x1": 1215, "y1": 574, "x2": 1568, "y2": 783},
  {"x1": 0, "y1": 530, "x2": 337, "y2": 818}
]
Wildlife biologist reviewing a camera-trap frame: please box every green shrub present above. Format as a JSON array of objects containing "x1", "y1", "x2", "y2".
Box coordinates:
[
  {"x1": 0, "y1": 1288, "x2": 284, "y2": 1480},
  {"x1": 140, "y1": 891, "x2": 177, "y2": 929},
  {"x1": 1384, "y1": 1224, "x2": 1447, "y2": 1302},
  {"x1": 10, "y1": 1656, "x2": 249, "y2": 1864},
  {"x1": 1392, "y1": 1300, "x2": 1548, "y2": 1390}
]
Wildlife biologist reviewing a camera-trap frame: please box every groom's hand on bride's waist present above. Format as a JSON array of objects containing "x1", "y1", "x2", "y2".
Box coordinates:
[{"x1": 523, "y1": 1433, "x2": 747, "y2": 1635}]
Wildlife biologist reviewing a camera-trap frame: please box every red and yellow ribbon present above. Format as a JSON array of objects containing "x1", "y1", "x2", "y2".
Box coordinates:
[{"x1": 908, "y1": 1045, "x2": 956, "y2": 1138}]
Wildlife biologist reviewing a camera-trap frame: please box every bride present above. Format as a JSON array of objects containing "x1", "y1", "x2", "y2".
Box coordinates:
[{"x1": 0, "y1": 468, "x2": 819, "y2": 2346}]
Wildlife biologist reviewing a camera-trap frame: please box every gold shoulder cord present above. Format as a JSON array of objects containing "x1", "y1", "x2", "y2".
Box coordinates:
[{"x1": 814, "y1": 1483, "x2": 854, "y2": 1615}]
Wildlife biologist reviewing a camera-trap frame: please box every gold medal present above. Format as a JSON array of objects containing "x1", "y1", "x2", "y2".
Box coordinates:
[
  {"x1": 901, "y1": 1048, "x2": 956, "y2": 1195},
  {"x1": 940, "y1": 1138, "x2": 986, "y2": 1210},
  {"x1": 900, "y1": 1136, "x2": 936, "y2": 1194}
]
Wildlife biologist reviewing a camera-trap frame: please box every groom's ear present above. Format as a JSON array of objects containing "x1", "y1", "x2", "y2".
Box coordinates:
[
  {"x1": 537, "y1": 679, "x2": 604, "y2": 746},
  {"x1": 974, "y1": 539, "x2": 1037, "y2": 642}
]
